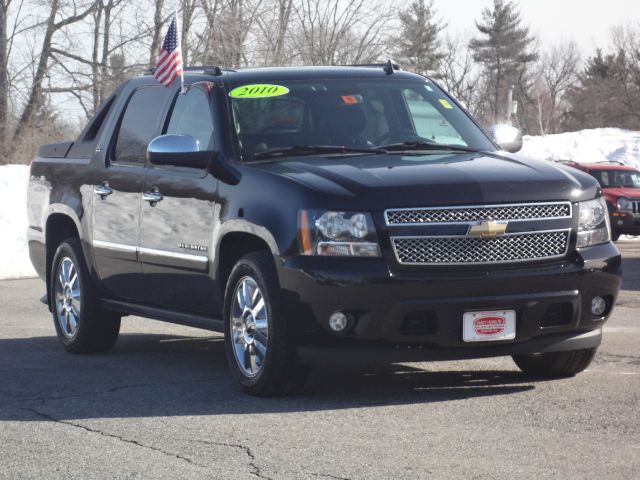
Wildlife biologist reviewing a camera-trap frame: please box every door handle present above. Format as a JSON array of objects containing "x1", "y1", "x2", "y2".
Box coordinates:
[
  {"x1": 94, "y1": 183, "x2": 113, "y2": 199},
  {"x1": 143, "y1": 190, "x2": 163, "y2": 206}
]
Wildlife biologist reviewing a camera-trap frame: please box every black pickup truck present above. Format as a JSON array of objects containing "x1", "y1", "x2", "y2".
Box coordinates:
[{"x1": 27, "y1": 65, "x2": 621, "y2": 395}]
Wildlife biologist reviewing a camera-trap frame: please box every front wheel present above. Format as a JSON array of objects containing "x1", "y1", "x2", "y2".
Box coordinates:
[
  {"x1": 512, "y1": 348, "x2": 597, "y2": 377},
  {"x1": 223, "y1": 252, "x2": 307, "y2": 396}
]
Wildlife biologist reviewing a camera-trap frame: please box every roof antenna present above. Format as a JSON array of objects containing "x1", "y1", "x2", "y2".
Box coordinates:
[
  {"x1": 203, "y1": 66, "x2": 223, "y2": 76},
  {"x1": 383, "y1": 59, "x2": 395, "y2": 75}
]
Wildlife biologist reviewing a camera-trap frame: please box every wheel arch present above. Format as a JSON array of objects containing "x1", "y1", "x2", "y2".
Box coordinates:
[
  {"x1": 44, "y1": 212, "x2": 83, "y2": 311},
  {"x1": 214, "y1": 225, "x2": 279, "y2": 302}
]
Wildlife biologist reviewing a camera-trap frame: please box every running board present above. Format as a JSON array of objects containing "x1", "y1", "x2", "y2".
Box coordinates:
[{"x1": 101, "y1": 299, "x2": 224, "y2": 332}]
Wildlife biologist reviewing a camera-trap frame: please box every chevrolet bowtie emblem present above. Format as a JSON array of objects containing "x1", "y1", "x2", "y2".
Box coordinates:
[{"x1": 468, "y1": 220, "x2": 508, "y2": 238}]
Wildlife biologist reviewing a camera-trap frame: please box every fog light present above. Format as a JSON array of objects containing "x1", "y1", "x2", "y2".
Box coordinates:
[
  {"x1": 329, "y1": 311, "x2": 350, "y2": 332},
  {"x1": 591, "y1": 296, "x2": 607, "y2": 317}
]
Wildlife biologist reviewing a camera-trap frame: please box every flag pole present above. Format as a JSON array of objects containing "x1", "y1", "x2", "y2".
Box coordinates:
[{"x1": 175, "y1": 7, "x2": 185, "y2": 94}]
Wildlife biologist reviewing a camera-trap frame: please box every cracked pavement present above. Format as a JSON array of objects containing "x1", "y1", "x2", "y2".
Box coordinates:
[{"x1": 1, "y1": 242, "x2": 639, "y2": 479}]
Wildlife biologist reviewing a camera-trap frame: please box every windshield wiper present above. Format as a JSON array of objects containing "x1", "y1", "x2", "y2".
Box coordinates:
[
  {"x1": 253, "y1": 145, "x2": 387, "y2": 160},
  {"x1": 378, "y1": 141, "x2": 485, "y2": 154}
]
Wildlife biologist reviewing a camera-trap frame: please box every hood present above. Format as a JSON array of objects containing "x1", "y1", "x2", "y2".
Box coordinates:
[
  {"x1": 603, "y1": 187, "x2": 640, "y2": 200},
  {"x1": 252, "y1": 152, "x2": 599, "y2": 209}
]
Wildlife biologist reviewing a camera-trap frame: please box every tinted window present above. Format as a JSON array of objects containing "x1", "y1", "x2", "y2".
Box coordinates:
[
  {"x1": 592, "y1": 169, "x2": 640, "y2": 188},
  {"x1": 166, "y1": 86, "x2": 214, "y2": 150},
  {"x1": 114, "y1": 87, "x2": 166, "y2": 164}
]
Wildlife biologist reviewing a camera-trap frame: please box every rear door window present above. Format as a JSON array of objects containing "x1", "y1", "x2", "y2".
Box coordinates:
[{"x1": 113, "y1": 87, "x2": 167, "y2": 164}]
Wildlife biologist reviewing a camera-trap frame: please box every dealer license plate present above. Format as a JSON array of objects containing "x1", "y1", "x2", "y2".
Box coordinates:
[{"x1": 463, "y1": 310, "x2": 516, "y2": 342}]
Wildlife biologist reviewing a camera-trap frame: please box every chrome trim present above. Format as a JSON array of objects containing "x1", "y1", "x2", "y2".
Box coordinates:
[
  {"x1": 230, "y1": 276, "x2": 269, "y2": 377},
  {"x1": 143, "y1": 191, "x2": 164, "y2": 203},
  {"x1": 92, "y1": 241, "x2": 208, "y2": 263},
  {"x1": 92, "y1": 240, "x2": 137, "y2": 253},
  {"x1": 390, "y1": 229, "x2": 571, "y2": 266},
  {"x1": 94, "y1": 184, "x2": 113, "y2": 197},
  {"x1": 138, "y1": 246, "x2": 208, "y2": 263},
  {"x1": 54, "y1": 256, "x2": 81, "y2": 339},
  {"x1": 384, "y1": 201, "x2": 573, "y2": 226}
]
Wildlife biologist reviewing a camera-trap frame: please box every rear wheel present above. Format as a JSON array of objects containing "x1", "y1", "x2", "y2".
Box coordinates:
[
  {"x1": 512, "y1": 348, "x2": 597, "y2": 377},
  {"x1": 50, "y1": 238, "x2": 120, "y2": 353},
  {"x1": 223, "y1": 251, "x2": 307, "y2": 396}
]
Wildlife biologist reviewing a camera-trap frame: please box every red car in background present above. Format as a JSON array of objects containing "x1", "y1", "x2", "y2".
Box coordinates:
[{"x1": 566, "y1": 161, "x2": 640, "y2": 241}]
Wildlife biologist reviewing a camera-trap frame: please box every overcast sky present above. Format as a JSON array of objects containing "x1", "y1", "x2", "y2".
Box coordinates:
[{"x1": 435, "y1": 0, "x2": 640, "y2": 54}]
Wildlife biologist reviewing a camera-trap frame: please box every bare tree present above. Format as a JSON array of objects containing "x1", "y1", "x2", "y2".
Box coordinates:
[
  {"x1": 193, "y1": 0, "x2": 263, "y2": 68},
  {"x1": 45, "y1": 0, "x2": 153, "y2": 116},
  {"x1": 611, "y1": 25, "x2": 640, "y2": 122},
  {"x1": 530, "y1": 41, "x2": 580, "y2": 134},
  {"x1": 293, "y1": 0, "x2": 392, "y2": 66},
  {"x1": 254, "y1": 0, "x2": 294, "y2": 65},
  {"x1": 0, "y1": 0, "x2": 9, "y2": 149},
  {"x1": 439, "y1": 33, "x2": 486, "y2": 116},
  {"x1": 149, "y1": 0, "x2": 166, "y2": 67},
  {"x1": 0, "y1": 0, "x2": 31, "y2": 149},
  {"x1": 273, "y1": 0, "x2": 293, "y2": 64},
  {"x1": 180, "y1": 0, "x2": 197, "y2": 64},
  {"x1": 12, "y1": 0, "x2": 97, "y2": 142}
]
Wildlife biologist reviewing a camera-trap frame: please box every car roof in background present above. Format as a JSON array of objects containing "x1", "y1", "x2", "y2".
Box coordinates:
[{"x1": 580, "y1": 163, "x2": 639, "y2": 171}]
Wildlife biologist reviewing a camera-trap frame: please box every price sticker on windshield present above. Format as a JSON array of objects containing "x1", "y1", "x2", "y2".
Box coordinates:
[{"x1": 229, "y1": 84, "x2": 290, "y2": 99}]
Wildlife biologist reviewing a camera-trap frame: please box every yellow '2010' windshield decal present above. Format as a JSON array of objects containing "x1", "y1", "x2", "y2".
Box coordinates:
[{"x1": 229, "y1": 84, "x2": 290, "y2": 99}]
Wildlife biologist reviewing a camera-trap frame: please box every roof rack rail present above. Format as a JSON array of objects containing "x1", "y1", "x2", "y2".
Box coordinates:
[
  {"x1": 340, "y1": 62, "x2": 402, "y2": 71},
  {"x1": 144, "y1": 65, "x2": 235, "y2": 76},
  {"x1": 596, "y1": 160, "x2": 626, "y2": 165},
  {"x1": 553, "y1": 159, "x2": 580, "y2": 165}
]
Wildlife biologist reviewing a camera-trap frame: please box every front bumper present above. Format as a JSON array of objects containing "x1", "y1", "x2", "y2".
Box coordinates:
[
  {"x1": 277, "y1": 242, "x2": 621, "y2": 360},
  {"x1": 611, "y1": 211, "x2": 640, "y2": 235}
]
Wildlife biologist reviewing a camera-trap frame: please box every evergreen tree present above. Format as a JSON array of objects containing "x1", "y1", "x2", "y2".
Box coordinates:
[
  {"x1": 469, "y1": 0, "x2": 537, "y2": 125},
  {"x1": 395, "y1": 0, "x2": 445, "y2": 75},
  {"x1": 564, "y1": 47, "x2": 640, "y2": 130}
]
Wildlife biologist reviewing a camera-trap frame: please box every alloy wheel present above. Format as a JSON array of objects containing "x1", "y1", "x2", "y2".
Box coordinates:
[
  {"x1": 230, "y1": 276, "x2": 269, "y2": 377},
  {"x1": 54, "y1": 257, "x2": 81, "y2": 339}
]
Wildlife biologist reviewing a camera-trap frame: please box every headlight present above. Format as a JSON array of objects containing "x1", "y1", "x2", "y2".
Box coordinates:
[
  {"x1": 577, "y1": 197, "x2": 611, "y2": 248},
  {"x1": 617, "y1": 197, "x2": 631, "y2": 210},
  {"x1": 299, "y1": 210, "x2": 381, "y2": 257}
]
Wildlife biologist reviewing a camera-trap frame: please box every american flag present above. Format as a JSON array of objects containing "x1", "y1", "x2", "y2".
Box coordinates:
[{"x1": 154, "y1": 17, "x2": 183, "y2": 87}]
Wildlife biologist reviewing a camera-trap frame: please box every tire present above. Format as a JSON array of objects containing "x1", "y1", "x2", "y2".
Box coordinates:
[
  {"x1": 50, "y1": 237, "x2": 121, "y2": 353},
  {"x1": 611, "y1": 230, "x2": 621, "y2": 242},
  {"x1": 223, "y1": 251, "x2": 307, "y2": 396},
  {"x1": 512, "y1": 348, "x2": 597, "y2": 377}
]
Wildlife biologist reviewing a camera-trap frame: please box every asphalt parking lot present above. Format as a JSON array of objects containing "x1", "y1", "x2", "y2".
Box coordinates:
[{"x1": 1, "y1": 242, "x2": 639, "y2": 480}]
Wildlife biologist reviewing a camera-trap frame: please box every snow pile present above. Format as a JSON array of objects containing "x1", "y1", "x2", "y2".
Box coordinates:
[
  {"x1": 521, "y1": 128, "x2": 640, "y2": 169},
  {"x1": 0, "y1": 165, "x2": 37, "y2": 280}
]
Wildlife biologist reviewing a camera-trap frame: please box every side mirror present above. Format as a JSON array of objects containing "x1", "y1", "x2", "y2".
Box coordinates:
[
  {"x1": 489, "y1": 124, "x2": 523, "y2": 153},
  {"x1": 147, "y1": 134, "x2": 211, "y2": 169}
]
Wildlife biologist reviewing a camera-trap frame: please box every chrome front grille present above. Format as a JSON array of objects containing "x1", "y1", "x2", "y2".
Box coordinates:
[
  {"x1": 392, "y1": 231, "x2": 570, "y2": 265},
  {"x1": 385, "y1": 202, "x2": 571, "y2": 225}
]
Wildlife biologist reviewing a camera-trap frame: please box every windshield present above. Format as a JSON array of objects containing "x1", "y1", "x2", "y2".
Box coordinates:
[
  {"x1": 228, "y1": 78, "x2": 495, "y2": 162},
  {"x1": 592, "y1": 169, "x2": 640, "y2": 188}
]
